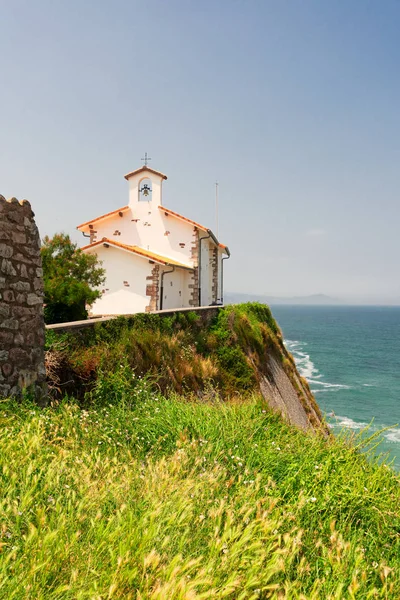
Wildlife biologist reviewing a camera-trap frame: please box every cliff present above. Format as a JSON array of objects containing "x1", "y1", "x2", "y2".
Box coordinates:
[{"x1": 46, "y1": 303, "x2": 325, "y2": 433}]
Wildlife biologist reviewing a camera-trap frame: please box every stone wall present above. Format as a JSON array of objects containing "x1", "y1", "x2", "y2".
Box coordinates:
[{"x1": 0, "y1": 196, "x2": 47, "y2": 401}]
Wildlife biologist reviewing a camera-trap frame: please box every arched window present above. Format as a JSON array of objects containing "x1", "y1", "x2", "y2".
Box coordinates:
[{"x1": 138, "y1": 178, "x2": 152, "y2": 201}]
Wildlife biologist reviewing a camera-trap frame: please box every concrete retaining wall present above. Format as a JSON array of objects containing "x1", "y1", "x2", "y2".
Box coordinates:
[{"x1": 46, "y1": 305, "x2": 222, "y2": 333}]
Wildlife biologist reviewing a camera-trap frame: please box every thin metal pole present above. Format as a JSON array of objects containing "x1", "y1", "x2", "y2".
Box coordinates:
[{"x1": 215, "y1": 181, "x2": 219, "y2": 239}]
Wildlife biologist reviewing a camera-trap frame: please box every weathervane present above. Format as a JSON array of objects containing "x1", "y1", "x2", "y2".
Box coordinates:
[{"x1": 141, "y1": 152, "x2": 151, "y2": 167}]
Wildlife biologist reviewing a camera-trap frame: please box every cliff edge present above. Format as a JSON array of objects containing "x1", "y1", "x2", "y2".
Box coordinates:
[{"x1": 46, "y1": 303, "x2": 326, "y2": 433}]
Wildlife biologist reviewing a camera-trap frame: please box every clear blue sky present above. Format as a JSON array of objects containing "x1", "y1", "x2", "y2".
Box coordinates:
[{"x1": 1, "y1": 0, "x2": 400, "y2": 303}]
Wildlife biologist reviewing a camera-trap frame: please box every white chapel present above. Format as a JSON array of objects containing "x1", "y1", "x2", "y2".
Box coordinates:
[{"x1": 77, "y1": 163, "x2": 230, "y2": 316}]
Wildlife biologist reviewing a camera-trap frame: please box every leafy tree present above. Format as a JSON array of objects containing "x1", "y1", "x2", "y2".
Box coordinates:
[{"x1": 41, "y1": 233, "x2": 105, "y2": 324}]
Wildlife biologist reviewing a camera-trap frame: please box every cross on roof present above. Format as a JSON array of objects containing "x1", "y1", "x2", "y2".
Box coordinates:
[{"x1": 141, "y1": 152, "x2": 151, "y2": 167}]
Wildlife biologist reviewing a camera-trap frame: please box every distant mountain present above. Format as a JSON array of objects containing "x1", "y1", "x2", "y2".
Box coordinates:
[{"x1": 224, "y1": 292, "x2": 342, "y2": 306}]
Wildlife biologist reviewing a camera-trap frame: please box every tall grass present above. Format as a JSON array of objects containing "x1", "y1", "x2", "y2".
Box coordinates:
[{"x1": 1, "y1": 392, "x2": 399, "y2": 598}]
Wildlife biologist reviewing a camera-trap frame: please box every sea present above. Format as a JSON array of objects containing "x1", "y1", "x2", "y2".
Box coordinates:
[{"x1": 271, "y1": 306, "x2": 400, "y2": 470}]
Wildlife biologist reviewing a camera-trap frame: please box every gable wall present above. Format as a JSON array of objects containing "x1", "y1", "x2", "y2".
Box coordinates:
[
  {"x1": 127, "y1": 198, "x2": 196, "y2": 264},
  {"x1": 88, "y1": 209, "x2": 140, "y2": 246},
  {"x1": 87, "y1": 245, "x2": 153, "y2": 316},
  {"x1": 87, "y1": 244, "x2": 195, "y2": 316},
  {"x1": 86, "y1": 206, "x2": 196, "y2": 267}
]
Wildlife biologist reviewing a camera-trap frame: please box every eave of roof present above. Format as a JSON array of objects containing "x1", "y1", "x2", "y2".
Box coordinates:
[
  {"x1": 77, "y1": 206, "x2": 129, "y2": 230},
  {"x1": 124, "y1": 166, "x2": 168, "y2": 181},
  {"x1": 159, "y1": 205, "x2": 207, "y2": 232},
  {"x1": 81, "y1": 238, "x2": 193, "y2": 270},
  {"x1": 159, "y1": 205, "x2": 228, "y2": 252}
]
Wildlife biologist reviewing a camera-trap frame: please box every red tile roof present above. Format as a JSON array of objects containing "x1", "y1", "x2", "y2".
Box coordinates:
[
  {"x1": 81, "y1": 238, "x2": 193, "y2": 269},
  {"x1": 124, "y1": 166, "x2": 168, "y2": 181}
]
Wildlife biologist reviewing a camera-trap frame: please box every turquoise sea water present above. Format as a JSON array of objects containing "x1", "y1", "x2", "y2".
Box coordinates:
[{"x1": 271, "y1": 306, "x2": 400, "y2": 470}]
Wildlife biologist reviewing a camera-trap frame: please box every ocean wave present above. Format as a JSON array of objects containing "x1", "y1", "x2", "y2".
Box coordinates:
[
  {"x1": 312, "y1": 388, "x2": 345, "y2": 394},
  {"x1": 329, "y1": 415, "x2": 369, "y2": 430},
  {"x1": 328, "y1": 416, "x2": 400, "y2": 444},
  {"x1": 285, "y1": 340, "x2": 320, "y2": 379},
  {"x1": 285, "y1": 339, "x2": 350, "y2": 391},
  {"x1": 308, "y1": 379, "x2": 351, "y2": 390},
  {"x1": 285, "y1": 340, "x2": 304, "y2": 349},
  {"x1": 285, "y1": 340, "x2": 400, "y2": 450},
  {"x1": 385, "y1": 428, "x2": 400, "y2": 443}
]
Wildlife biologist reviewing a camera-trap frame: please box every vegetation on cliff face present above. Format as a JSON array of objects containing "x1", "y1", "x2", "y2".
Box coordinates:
[
  {"x1": 46, "y1": 303, "x2": 323, "y2": 430},
  {"x1": 1, "y1": 394, "x2": 399, "y2": 599}
]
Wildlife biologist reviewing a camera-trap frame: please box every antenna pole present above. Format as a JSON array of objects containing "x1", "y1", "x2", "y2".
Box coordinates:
[{"x1": 215, "y1": 181, "x2": 219, "y2": 239}]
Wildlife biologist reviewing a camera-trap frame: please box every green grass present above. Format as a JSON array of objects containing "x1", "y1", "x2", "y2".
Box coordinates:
[{"x1": 1, "y1": 392, "x2": 399, "y2": 599}]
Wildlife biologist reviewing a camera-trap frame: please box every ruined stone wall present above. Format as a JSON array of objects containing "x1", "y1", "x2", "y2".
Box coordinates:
[{"x1": 0, "y1": 196, "x2": 47, "y2": 401}]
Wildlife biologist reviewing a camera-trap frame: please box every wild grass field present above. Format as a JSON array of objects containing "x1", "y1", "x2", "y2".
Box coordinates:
[{"x1": 1, "y1": 387, "x2": 399, "y2": 599}]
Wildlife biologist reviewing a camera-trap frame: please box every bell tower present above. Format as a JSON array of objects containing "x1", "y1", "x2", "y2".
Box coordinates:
[{"x1": 124, "y1": 155, "x2": 167, "y2": 208}]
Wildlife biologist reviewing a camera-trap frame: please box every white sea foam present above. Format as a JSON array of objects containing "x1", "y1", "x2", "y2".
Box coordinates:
[
  {"x1": 330, "y1": 417, "x2": 400, "y2": 444},
  {"x1": 308, "y1": 379, "x2": 351, "y2": 390},
  {"x1": 330, "y1": 415, "x2": 369, "y2": 430},
  {"x1": 385, "y1": 428, "x2": 400, "y2": 443},
  {"x1": 285, "y1": 339, "x2": 350, "y2": 391},
  {"x1": 285, "y1": 340, "x2": 320, "y2": 379},
  {"x1": 312, "y1": 388, "x2": 343, "y2": 394},
  {"x1": 285, "y1": 340, "x2": 303, "y2": 348}
]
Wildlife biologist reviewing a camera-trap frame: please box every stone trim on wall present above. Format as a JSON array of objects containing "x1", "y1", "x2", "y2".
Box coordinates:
[
  {"x1": 145, "y1": 263, "x2": 160, "y2": 312},
  {"x1": 89, "y1": 226, "x2": 97, "y2": 244},
  {"x1": 0, "y1": 196, "x2": 47, "y2": 402},
  {"x1": 211, "y1": 246, "x2": 218, "y2": 303},
  {"x1": 188, "y1": 227, "x2": 199, "y2": 307}
]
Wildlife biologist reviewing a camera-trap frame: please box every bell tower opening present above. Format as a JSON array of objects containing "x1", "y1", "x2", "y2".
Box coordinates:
[{"x1": 138, "y1": 178, "x2": 152, "y2": 202}]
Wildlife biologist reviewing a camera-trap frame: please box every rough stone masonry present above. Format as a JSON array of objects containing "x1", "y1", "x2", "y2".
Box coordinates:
[{"x1": 0, "y1": 196, "x2": 47, "y2": 401}]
